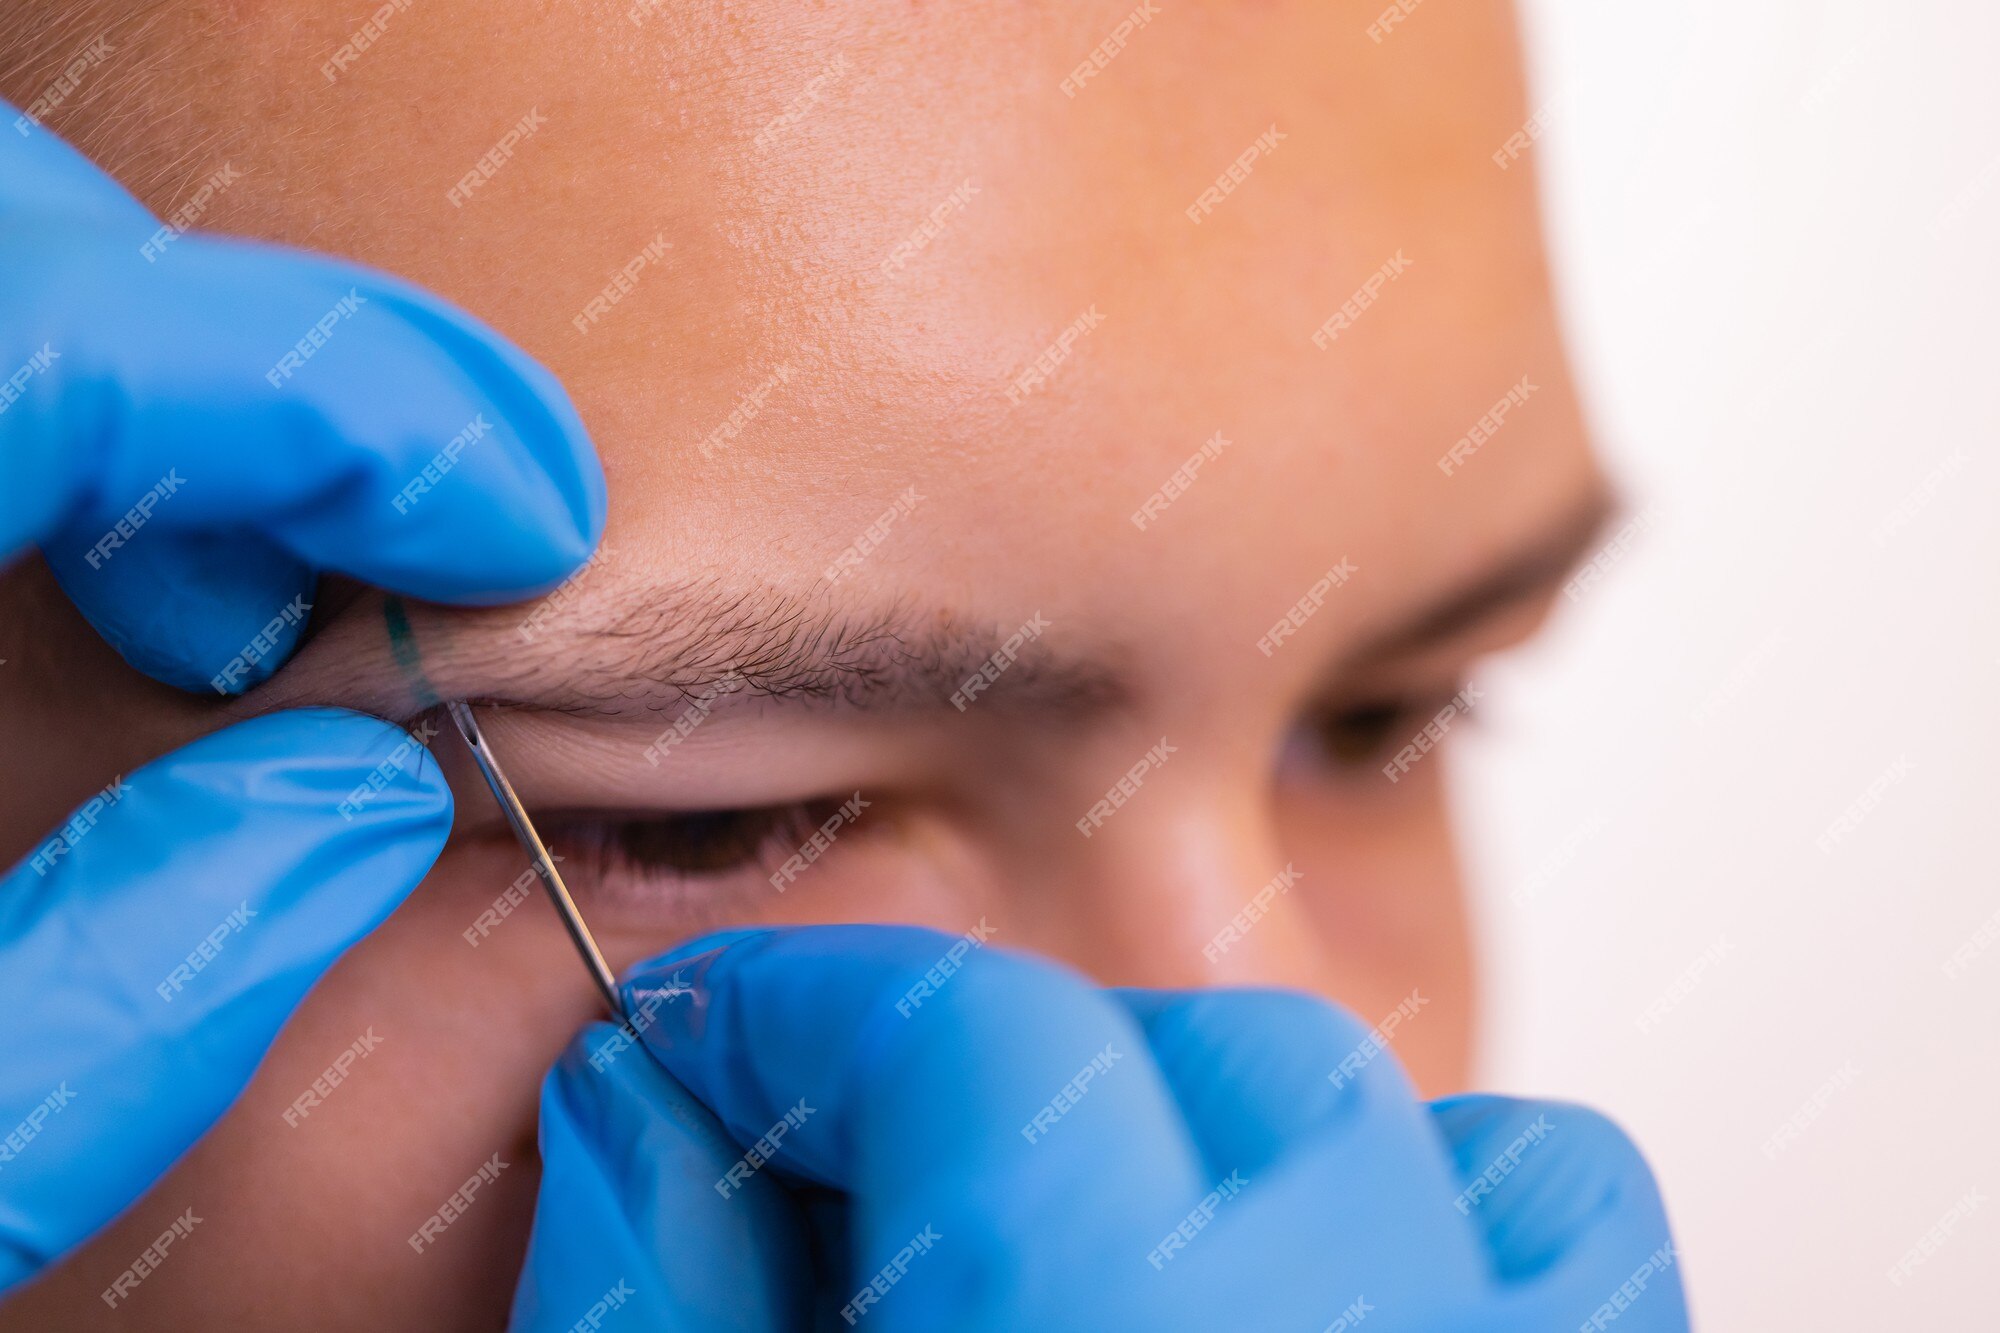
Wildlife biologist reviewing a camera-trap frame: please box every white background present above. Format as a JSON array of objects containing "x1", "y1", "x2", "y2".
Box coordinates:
[{"x1": 1461, "y1": 2, "x2": 2000, "y2": 1327}]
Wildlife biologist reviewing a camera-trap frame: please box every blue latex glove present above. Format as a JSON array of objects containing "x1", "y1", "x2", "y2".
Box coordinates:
[
  {"x1": 1, "y1": 99, "x2": 603, "y2": 692},
  {"x1": 512, "y1": 927, "x2": 1690, "y2": 1332},
  {"x1": 0, "y1": 105, "x2": 604, "y2": 1293},
  {"x1": 0, "y1": 711, "x2": 452, "y2": 1290}
]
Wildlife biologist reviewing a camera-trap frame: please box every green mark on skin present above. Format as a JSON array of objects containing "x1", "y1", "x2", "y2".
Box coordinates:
[{"x1": 383, "y1": 595, "x2": 442, "y2": 712}]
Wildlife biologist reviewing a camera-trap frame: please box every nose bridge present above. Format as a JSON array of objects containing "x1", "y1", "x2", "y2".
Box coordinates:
[{"x1": 1051, "y1": 778, "x2": 1334, "y2": 993}]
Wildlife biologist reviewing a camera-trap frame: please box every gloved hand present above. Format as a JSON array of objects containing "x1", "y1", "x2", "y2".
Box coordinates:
[
  {"x1": 0, "y1": 104, "x2": 603, "y2": 1293},
  {"x1": 511, "y1": 926, "x2": 1690, "y2": 1332},
  {"x1": 1, "y1": 99, "x2": 601, "y2": 691}
]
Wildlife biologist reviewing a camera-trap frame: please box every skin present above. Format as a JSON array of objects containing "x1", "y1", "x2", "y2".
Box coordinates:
[{"x1": 0, "y1": 1, "x2": 1609, "y2": 1327}]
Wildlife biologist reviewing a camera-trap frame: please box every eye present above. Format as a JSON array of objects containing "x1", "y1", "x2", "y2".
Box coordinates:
[
  {"x1": 542, "y1": 798, "x2": 851, "y2": 889},
  {"x1": 1288, "y1": 687, "x2": 1477, "y2": 772}
]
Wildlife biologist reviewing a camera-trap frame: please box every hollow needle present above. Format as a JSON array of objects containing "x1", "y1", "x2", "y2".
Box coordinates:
[{"x1": 444, "y1": 699, "x2": 628, "y2": 1023}]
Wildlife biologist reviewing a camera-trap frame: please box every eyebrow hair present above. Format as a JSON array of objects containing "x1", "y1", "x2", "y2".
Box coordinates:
[
  {"x1": 488, "y1": 581, "x2": 1130, "y2": 717},
  {"x1": 456, "y1": 481, "x2": 1617, "y2": 722},
  {"x1": 1343, "y1": 481, "x2": 1620, "y2": 665}
]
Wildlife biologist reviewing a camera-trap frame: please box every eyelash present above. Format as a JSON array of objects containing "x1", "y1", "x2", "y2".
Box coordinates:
[
  {"x1": 547, "y1": 687, "x2": 1471, "y2": 899},
  {"x1": 1291, "y1": 686, "x2": 1478, "y2": 774},
  {"x1": 543, "y1": 799, "x2": 850, "y2": 901}
]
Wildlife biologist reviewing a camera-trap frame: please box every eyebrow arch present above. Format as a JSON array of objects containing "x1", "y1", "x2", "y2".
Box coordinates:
[
  {"x1": 494, "y1": 583, "x2": 1132, "y2": 718},
  {"x1": 1343, "y1": 481, "x2": 1621, "y2": 665}
]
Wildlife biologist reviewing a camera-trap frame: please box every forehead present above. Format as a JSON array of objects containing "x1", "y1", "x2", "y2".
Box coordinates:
[{"x1": 129, "y1": 0, "x2": 1587, "y2": 656}]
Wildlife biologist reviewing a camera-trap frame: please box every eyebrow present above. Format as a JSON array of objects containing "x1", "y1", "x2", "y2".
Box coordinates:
[
  {"x1": 1343, "y1": 481, "x2": 1620, "y2": 665},
  {"x1": 466, "y1": 480, "x2": 1616, "y2": 720},
  {"x1": 488, "y1": 584, "x2": 1131, "y2": 717}
]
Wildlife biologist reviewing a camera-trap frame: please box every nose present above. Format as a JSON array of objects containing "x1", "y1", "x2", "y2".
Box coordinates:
[{"x1": 1044, "y1": 782, "x2": 1335, "y2": 994}]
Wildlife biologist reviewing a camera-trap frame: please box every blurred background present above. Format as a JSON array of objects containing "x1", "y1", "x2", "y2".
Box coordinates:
[{"x1": 1458, "y1": 1, "x2": 1999, "y2": 1326}]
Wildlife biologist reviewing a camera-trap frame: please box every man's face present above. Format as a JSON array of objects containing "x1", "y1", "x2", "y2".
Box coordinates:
[{"x1": 1, "y1": 1, "x2": 1607, "y2": 1327}]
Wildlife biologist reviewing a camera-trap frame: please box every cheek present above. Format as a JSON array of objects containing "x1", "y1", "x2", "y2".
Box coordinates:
[{"x1": 1277, "y1": 767, "x2": 1475, "y2": 1096}]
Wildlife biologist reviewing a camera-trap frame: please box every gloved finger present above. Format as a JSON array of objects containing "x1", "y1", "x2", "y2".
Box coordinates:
[
  {"x1": 1, "y1": 100, "x2": 151, "y2": 224},
  {"x1": 0, "y1": 709, "x2": 451, "y2": 1292},
  {"x1": 1, "y1": 120, "x2": 604, "y2": 692},
  {"x1": 508, "y1": 1025, "x2": 810, "y2": 1333},
  {"x1": 1115, "y1": 987, "x2": 1434, "y2": 1175},
  {"x1": 620, "y1": 926, "x2": 1210, "y2": 1312},
  {"x1": 1430, "y1": 1095, "x2": 1688, "y2": 1329},
  {"x1": 1115, "y1": 987, "x2": 1488, "y2": 1294}
]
